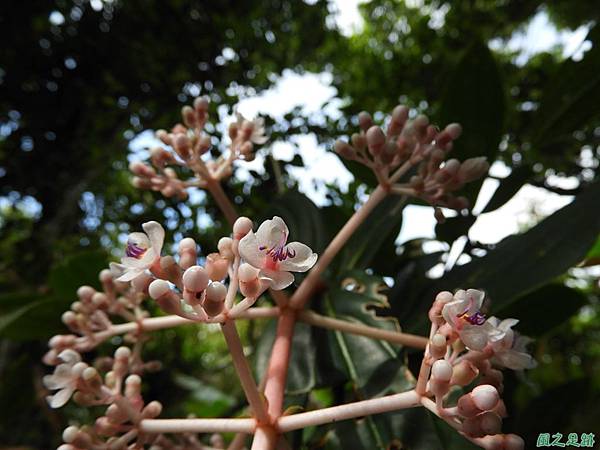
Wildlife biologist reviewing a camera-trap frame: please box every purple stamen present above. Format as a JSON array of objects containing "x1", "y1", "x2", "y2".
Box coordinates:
[
  {"x1": 126, "y1": 242, "x2": 146, "y2": 259},
  {"x1": 456, "y1": 296, "x2": 486, "y2": 325},
  {"x1": 259, "y1": 233, "x2": 296, "y2": 262}
]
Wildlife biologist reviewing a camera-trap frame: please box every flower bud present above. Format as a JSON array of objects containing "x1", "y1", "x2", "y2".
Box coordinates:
[
  {"x1": 173, "y1": 134, "x2": 191, "y2": 159},
  {"x1": 92, "y1": 292, "x2": 109, "y2": 309},
  {"x1": 149, "y1": 279, "x2": 182, "y2": 315},
  {"x1": 478, "y1": 434, "x2": 504, "y2": 450},
  {"x1": 82, "y1": 367, "x2": 102, "y2": 391},
  {"x1": 450, "y1": 360, "x2": 479, "y2": 386},
  {"x1": 182, "y1": 105, "x2": 196, "y2": 128},
  {"x1": 193, "y1": 96, "x2": 209, "y2": 113},
  {"x1": 178, "y1": 237, "x2": 197, "y2": 270},
  {"x1": 480, "y1": 368, "x2": 504, "y2": 393},
  {"x1": 429, "y1": 334, "x2": 447, "y2": 360},
  {"x1": 504, "y1": 434, "x2": 525, "y2": 450},
  {"x1": 125, "y1": 374, "x2": 142, "y2": 398},
  {"x1": 160, "y1": 256, "x2": 183, "y2": 287},
  {"x1": 77, "y1": 285, "x2": 96, "y2": 302},
  {"x1": 458, "y1": 157, "x2": 489, "y2": 183},
  {"x1": 105, "y1": 403, "x2": 128, "y2": 424},
  {"x1": 472, "y1": 385, "x2": 500, "y2": 411},
  {"x1": 233, "y1": 217, "x2": 253, "y2": 240},
  {"x1": 358, "y1": 111, "x2": 373, "y2": 131},
  {"x1": 238, "y1": 263, "x2": 262, "y2": 298},
  {"x1": 206, "y1": 253, "x2": 229, "y2": 281},
  {"x1": 210, "y1": 434, "x2": 225, "y2": 449},
  {"x1": 129, "y1": 161, "x2": 156, "y2": 178},
  {"x1": 203, "y1": 281, "x2": 227, "y2": 317},
  {"x1": 183, "y1": 266, "x2": 209, "y2": 293},
  {"x1": 388, "y1": 105, "x2": 409, "y2": 135},
  {"x1": 445, "y1": 123, "x2": 462, "y2": 140},
  {"x1": 457, "y1": 393, "x2": 480, "y2": 418},
  {"x1": 61, "y1": 311, "x2": 78, "y2": 329},
  {"x1": 334, "y1": 140, "x2": 356, "y2": 159},
  {"x1": 142, "y1": 401, "x2": 163, "y2": 419},
  {"x1": 218, "y1": 237, "x2": 234, "y2": 260},
  {"x1": 95, "y1": 416, "x2": 119, "y2": 436},
  {"x1": 156, "y1": 129, "x2": 171, "y2": 145},
  {"x1": 462, "y1": 411, "x2": 502, "y2": 437},
  {"x1": 430, "y1": 359, "x2": 452, "y2": 397},
  {"x1": 351, "y1": 133, "x2": 366, "y2": 150},
  {"x1": 435, "y1": 158, "x2": 460, "y2": 183},
  {"x1": 366, "y1": 126, "x2": 386, "y2": 157}
]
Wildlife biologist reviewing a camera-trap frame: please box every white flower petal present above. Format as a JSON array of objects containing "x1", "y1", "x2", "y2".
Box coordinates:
[
  {"x1": 48, "y1": 386, "x2": 75, "y2": 408},
  {"x1": 116, "y1": 268, "x2": 145, "y2": 282},
  {"x1": 143, "y1": 221, "x2": 165, "y2": 254},
  {"x1": 460, "y1": 324, "x2": 490, "y2": 350},
  {"x1": 239, "y1": 231, "x2": 266, "y2": 269},
  {"x1": 58, "y1": 349, "x2": 81, "y2": 365},
  {"x1": 260, "y1": 269, "x2": 294, "y2": 290},
  {"x1": 255, "y1": 216, "x2": 289, "y2": 250},
  {"x1": 109, "y1": 262, "x2": 126, "y2": 278},
  {"x1": 278, "y1": 242, "x2": 317, "y2": 272},
  {"x1": 498, "y1": 318, "x2": 519, "y2": 331},
  {"x1": 494, "y1": 350, "x2": 536, "y2": 370}
]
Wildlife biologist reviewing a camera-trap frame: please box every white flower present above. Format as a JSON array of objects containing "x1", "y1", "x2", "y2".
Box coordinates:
[
  {"x1": 117, "y1": 221, "x2": 165, "y2": 282},
  {"x1": 239, "y1": 216, "x2": 317, "y2": 290},
  {"x1": 487, "y1": 317, "x2": 537, "y2": 370},
  {"x1": 43, "y1": 349, "x2": 85, "y2": 408},
  {"x1": 442, "y1": 289, "x2": 493, "y2": 350},
  {"x1": 235, "y1": 112, "x2": 268, "y2": 145}
]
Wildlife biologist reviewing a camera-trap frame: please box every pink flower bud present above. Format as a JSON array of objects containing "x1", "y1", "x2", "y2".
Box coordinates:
[
  {"x1": 504, "y1": 434, "x2": 525, "y2": 450},
  {"x1": 218, "y1": 237, "x2": 234, "y2": 260},
  {"x1": 77, "y1": 285, "x2": 96, "y2": 302},
  {"x1": 233, "y1": 217, "x2": 253, "y2": 240},
  {"x1": 388, "y1": 105, "x2": 409, "y2": 135},
  {"x1": 105, "y1": 403, "x2": 128, "y2": 424},
  {"x1": 238, "y1": 263, "x2": 261, "y2": 298},
  {"x1": 458, "y1": 157, "x2": 489, "y2": 183},
  {"x1": 193, "y1": 96, "x2": 209, "y2": 113},
  {"x1": 429, "y1": 334, "x2": 447, "y2": 359},
  {"x1": 457, "y1": 393, "x2": 480, "y2": 418},
  {"x1": 334, "y1": 140, "x2": 356, "y2": 159},
  {"x1": 366, "y1": 126, "x2": 386, "y2": 157},
  {"x1": 450, "y1": 360, "x2": 479, "y2": 386},
  {"x1": 478, "y1": 434, "x2": 505, "y2": 450},
  {"x1": 148, "y1": 279, "x2": 182, "y2": 315},
  {"x1": 156, "y1": 129, "x2": 171, "y2": 145},
  {"x1": 238, "y1": 263, "x2": 259, "y2": 283},
  {"x1": 160, "y1": 256, "x2": 183, "y2": 287},
  {"x1": 142, "y1": 401, "x2": 163, "y2": 419},
  {"x1": 177, "y1": 237, "x2": 197, "y2": 270},
  {"x1": 182, "y1": 105, "x2": 196, "y2": 128},
  {"x1": 129, "y1": 161, "x2": 156, "y2": 178},
  {"x1": 203, "y1": 281, "x2": 227, "y2": 317},
  {"x1": 206, "y1": 253, "x2": 229, "y2": 281},
  {"x1": 198, "y1": 135, "x2": 212, "y2": 154},
  {"x1": 472, "y1": 385, "x2": 499, "y2": 412},
  {"x1": 92, "y1": 292, "x2": 108, "y2": 309},
  {"x1": 430, "y1": 359, "x2": 452, "y2": 397},
  {"x1": 125, "y1": 374, "x2": 141, "y2": 398},
  {"x1": 95, "y1": 416, "x2": 119, "y2": 436},
  {"x1": 351, "y1": 133, "x2": 366, "y2": 150},
  {"x1": 462, "y1": 411, "x2": 502, "y2": 437},
  {"x1": 358, "y1": 111, "x2": 373, "y2": 131},
  {"x1": 183, "y1": 266, "x2": 209, "y2": 293},
  {"x1": 173, "y1": 134, "x2": 191, "y2": 159},
  {"x1": 445, "y1": 123, "x2": 462, "y2": 140}
]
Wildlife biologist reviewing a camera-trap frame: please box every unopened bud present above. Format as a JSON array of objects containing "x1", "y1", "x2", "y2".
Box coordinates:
[
  {"x1": 181, "y1": 266, "x2": 208, "y2": 294},
  {"x1": 203, "y1": 281, "x2": 227, "y2": 317},
  {"x1": 358, "y1": 111, "x2": 373, "y2": 131},
  {"x1": 504, "y1": 434, "x2": 525, "y2": 450},
  {"x1": 182, "y1": 106, "x2": 196, "y2": 128},
  {"x1": 173, "y1": 134, "x2": 191, "y2": 159},
  {"x1": 429, "y1": 334, "x2": 447, "y2": 359},
  {"x1": 193, "y1": 96, "x2": 209, "y2": 113},
  {"x1": 233, "y1": 217, "x2": 253, "y2": 240},
  {"x1": 148, "y1": 279, "x2": 182, "y2": 315},
  {"x1": 178, "y1": 237, "x2": 197, "y2": 269},
  {"x1": 142, "y1": 401, "x2": 163, "y2": 419},
  {"x1": 77, "y1": 286, "x2": 96, "y2": 302},
  {"x1": 129, "y1": 161, "x2": 155, "y2": 178},
  {"x1": 218, "y1": 237, "x2": 234, "y2": 260},
  {"x1": 366, "y1": 126, "x2": 386, "y2": 157},
  {"x1": 334, "y1": 140, "x2": 356, "y2": 159},
  {"x1": 238, "y1": 263, "x2": 262, "y2": 298},
  {"x1": 351, "y1": 133, "x2": 367, "y2": 150},
  {"x1": 206, "y1": 253, "x2": 229, "y2": 281},
  {"x1": 388, "y1": 105, "x2": 409, "y2": 135},
  {"x1": 458, "y1": 157, "x2": 489, "y2": 183},
  {"x1": 450, "y1": 360, "x2": 479, "y2": 386},
  {"x1": 430, "y1": 359, "x2": 452, "y2": 397}
]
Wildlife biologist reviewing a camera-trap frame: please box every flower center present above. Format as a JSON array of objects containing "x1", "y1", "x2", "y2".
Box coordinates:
[
  {"x1": 126, "y1": 241, "x2": 147, "y2": 259},
  {"x1": 259, "y1": 232, "x2": 296, "y2": 264},
  {"x1": 456, "y1": 297, "x2": 486, "y2": 325}
]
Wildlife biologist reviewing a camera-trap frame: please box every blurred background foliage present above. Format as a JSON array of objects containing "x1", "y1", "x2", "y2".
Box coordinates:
[{"x1": 1, "y1": 0, "x2": 600, "y2": 448}]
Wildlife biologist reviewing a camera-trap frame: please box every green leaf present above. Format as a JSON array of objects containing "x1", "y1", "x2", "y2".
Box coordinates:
[
  {"x1": 254, "y1": 320, "x2": 317, "y2": 395},
  {"x1": 322, "y1": 271, "x2": 402, "y2": 396},
  {"x1": 262, "y1": 190, "x2": 327, "y2": 254},
  {"x1": 413, "y1": 181, "x2": 600, "y2": 332},
  {"x1": 532, "y1": 25, "x2": 600, "y2": 153},
  {"x1": 0, "y1": 298, "x2": 48, "y2": 335},
  {"x1": 47, "y1": 250, "x2": 107, "y2": 298},
  {"x1": 338, "y1": 195, "x2": 405, "y2": 272},
  {"x1": 435, "y1": 214, "x2": 476, "y2": 243},
  {"x1": 439, "y1": 40, "x2": 505, "y2": 203},
  {"x1": 498, "y1": 284, "x2": 587, "y2": 336}
]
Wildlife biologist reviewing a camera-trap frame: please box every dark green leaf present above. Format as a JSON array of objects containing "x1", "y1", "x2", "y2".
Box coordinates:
[{"x1": 481, "y1": 166, "x2": 532, "y2": 213}]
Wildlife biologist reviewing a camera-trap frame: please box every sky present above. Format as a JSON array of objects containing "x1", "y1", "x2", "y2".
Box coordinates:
[{"x1": 125, "y1": 1, "x2": 589, "y2": 251}]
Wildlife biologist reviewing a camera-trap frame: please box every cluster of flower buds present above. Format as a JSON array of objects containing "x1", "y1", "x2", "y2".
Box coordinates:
[
  {"x1": 334, "y1": 106, "x2": 490, "y2": 221},
  {"x1": 419, "y1": 289, "x2": 535, "y2": 449},
  {"x1": 47, "y1": 347, "x2": 170, "y2": 450},
  {"x1": 130, "y1": 97, "x2": 268, "y2": 199},
  {"x1": 43, "y1": 268, "x2": 153, "y2": 364}
]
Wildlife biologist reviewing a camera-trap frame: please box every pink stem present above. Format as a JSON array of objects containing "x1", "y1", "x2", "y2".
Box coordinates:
[
  {"x1": 298, "y1": 310, "x2": 427, "y2": 349},
  {"x1": 263, "y1": 308, "x2": 296, "y2": 420},
  {"x1": 277, "y1": 390, "x2": 421, "y2": 432},
  {"x1": 139, "y1": 418, "x2": 256, "y2": 434},
  {"x1": 206, "y1": 178, "x2": 238, "y2": 226},
  {"x1": 221, "y1": 320, "x2": 270, "y2": 424}
]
